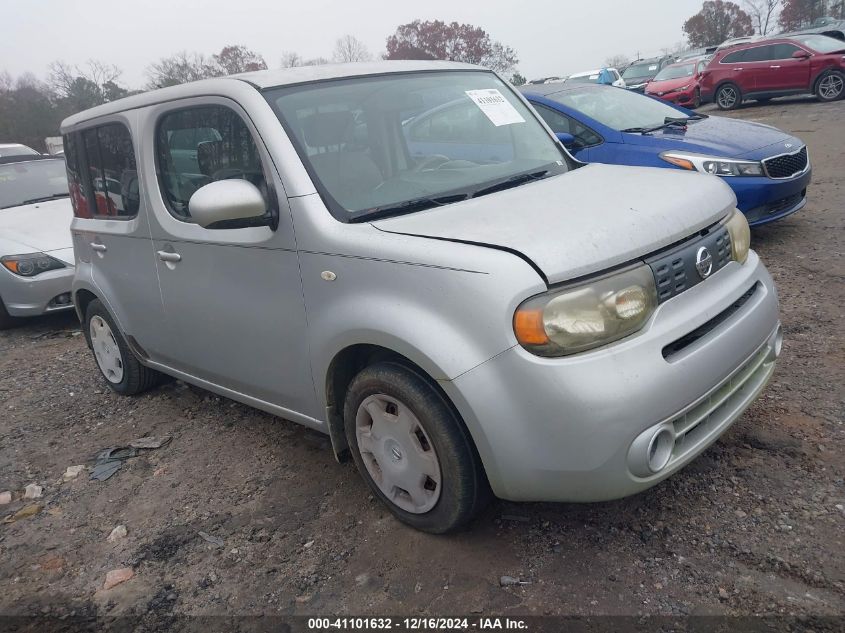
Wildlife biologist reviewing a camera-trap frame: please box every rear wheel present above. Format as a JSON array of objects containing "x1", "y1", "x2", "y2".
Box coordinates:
[
  {"x1": 344, "y1": 361, "x2": 489, "y2": 533},
  {"x1": 84, "y1": 299, "x2": 165, "y2": 395},
  {"x1": 716, "y1": 83, "x2": 741, "y2": 110},
  {"x1": 816, "y1": 71, "x2": 845, "y2": 102}
]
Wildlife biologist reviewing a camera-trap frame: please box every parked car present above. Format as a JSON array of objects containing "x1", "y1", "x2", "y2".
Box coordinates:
[
  {"x1": 566, "y1": 68, "x2": 626, "y2": 88},
  {"x1": 63, "y1": 61, "x2": 781, "y2": 533},
  {"x1": 645, "y1": 57, "x2": 711, "y2": 108},
  {"x1": 780, "y1": 16, "x2": 845, "y2": 41},
  {"x1": 0, "y1": 143, "x2": 40, "y2": 159},
  {"x1": 700, "y1": 34, "x2": 845, "y2": 109},
  {"x1": 520, "y1": 83, "x2": 811, "y2": 225},
  {"x1": 622, "y1": 56, "x2": 674, "y2": 92},
  {"x1": 0, "y1": 155, "x2": 75, "y2": 328}
]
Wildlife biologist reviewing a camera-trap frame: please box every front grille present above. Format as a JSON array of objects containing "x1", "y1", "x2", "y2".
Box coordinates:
[
  {"x1": 668, "y1": 343, "x2": 775, "y2": 464},
  {"x1": 763, "y1": 146, "x2": 808, "y2": 179},
  {"x1": 647, "y1": 227, "x2": 731, "y2": 304}
]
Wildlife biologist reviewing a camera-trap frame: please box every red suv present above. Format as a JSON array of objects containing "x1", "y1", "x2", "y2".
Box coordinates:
[{"x1": 700, "y1": 34, "x2": 845, "y2": 110}]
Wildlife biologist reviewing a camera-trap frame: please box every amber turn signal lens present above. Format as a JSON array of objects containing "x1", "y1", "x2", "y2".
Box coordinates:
[
  {"x1": 513, "y1": 308, "x2": 549, "y2": 346},
  {"x1": 661, "y1": 155, "x2": 695, "y2": 170}
]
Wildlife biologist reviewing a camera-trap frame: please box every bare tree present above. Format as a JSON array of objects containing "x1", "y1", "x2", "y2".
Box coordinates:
[
  {"x1": 146, "y1": 52, "x2": 219, "y2": 89},
  {"x1": 604, "y1": 54, "x2": 631, "y2": 69},
  {"x1": 743, "y1": 0, "x2": 780, "y2": 34},
  {"x1": 49, "y1": 60, "x2": 122, "y2": 101},
  {"x1": 213, "y1": 45, "x2": 267, "y2": 75},
  {"x1": 280, "y1": 51, "x2": 304, "y2": 68},
  {"x1": 332, "y1": 35, "x2": 373, "y2": 63}
]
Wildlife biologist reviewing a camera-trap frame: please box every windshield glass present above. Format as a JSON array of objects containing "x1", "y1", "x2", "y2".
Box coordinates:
[
  {"x1": 265, "y1": 70, "x2": 567, "y2": 220},
  {"x1": 549, "y1": 86, "x2": 687, "y2": 131},
  {"x1": 622, "y1": 61, "x2": 661, "y2": 80},
  {"x1": 0, "y1": 159, "x2": 69, "y2": 210},
  {"x1": 792, "y1": 34, "x2": 845, "y2": 53},
  {"x1": 653, "y1": 63, "x2": 696, "y2": 81}
]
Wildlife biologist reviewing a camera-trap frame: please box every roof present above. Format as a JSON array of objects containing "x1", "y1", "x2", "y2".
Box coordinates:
[
  {"x1": 518, "y1": 83, "x2": 604, "y2": 98},
  {"x1": 0, "y1": 155, "x2": 63, "y2": 165},
  {"x1": 61, "y1": 60, "x2": 481, "y2": 129}
]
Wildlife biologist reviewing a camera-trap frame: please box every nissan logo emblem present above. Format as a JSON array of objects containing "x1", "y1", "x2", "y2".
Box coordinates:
[{"x1": 695, "y1": 246, "x2": 713, "y2": 279}]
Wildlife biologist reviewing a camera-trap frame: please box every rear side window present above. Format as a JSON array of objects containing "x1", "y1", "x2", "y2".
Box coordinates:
[
  {"x1": 721, "y1": 50, "x2": 748, "y2": 64},
  {"x1": 155, "y1": 105, "x2": 269, "y2": 222},
  {"x1": 743, "y1": 45, "x2": 775, "y2": 62},
  {"x1": 64, "y1": 123, "x2": 138, "y2": 219}
]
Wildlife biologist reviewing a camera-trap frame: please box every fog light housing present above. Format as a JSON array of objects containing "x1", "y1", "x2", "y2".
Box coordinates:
[{"x1": 629, "y1": 424, "x2": 676, "y2": 477}]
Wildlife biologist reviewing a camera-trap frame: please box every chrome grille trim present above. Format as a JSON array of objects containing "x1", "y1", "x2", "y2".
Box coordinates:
[{"x1": 762, "y1": 146, "x2": 809, "y2": 180}]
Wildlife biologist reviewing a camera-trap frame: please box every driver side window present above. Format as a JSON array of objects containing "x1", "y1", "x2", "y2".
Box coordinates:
[
  {"x1": 156, "y1": 105, "x2": 269, "y2": 221},
  {"x1": 534, "y1": 104, "x2": 602, "y2": 149}
]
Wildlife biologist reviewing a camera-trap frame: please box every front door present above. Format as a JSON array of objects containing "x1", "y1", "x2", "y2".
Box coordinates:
[
  {"x1": 141, "y1": 98, "x2": 318, "y2": 419},
  {"x1": 758, "y1": 43, "x2": 812, "y2": 92}
]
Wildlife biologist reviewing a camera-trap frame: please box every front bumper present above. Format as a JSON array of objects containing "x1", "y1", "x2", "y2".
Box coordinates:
[
  {"x1": 648, "y1": 88, "x2": 697, "y2": 106},
  {"x1": 729, "y1": 166, "x2": 812, "y2": 226},
  {"x1": 444, "y1": 251, "x2": 780, "y2": 502},
  {"x1": 0, "y1": 265, "x2": 75, "y2": 317}
]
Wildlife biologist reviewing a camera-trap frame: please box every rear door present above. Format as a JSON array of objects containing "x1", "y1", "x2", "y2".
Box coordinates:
[
  {"x1": 65, "y1": 118, "x2": 170, "y2": 361},
  {"x1": 759, "y1": 43, "x2": 812, "y2": 91}
]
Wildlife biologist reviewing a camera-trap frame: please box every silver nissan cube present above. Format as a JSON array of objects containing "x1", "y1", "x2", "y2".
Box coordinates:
[{"x1": 63, "y1": 61, "x2": 782, "y2": 532}]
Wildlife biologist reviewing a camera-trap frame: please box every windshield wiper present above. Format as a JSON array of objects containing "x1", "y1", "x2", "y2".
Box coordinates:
[
  {"x1": 20, "y1": 193, "x2": 70, "y2": 205},
  {"x1": 470, "y1": 170, "x2": 550, "y2": 199},
  {"x1": 350, "y1": 193, "x2": 470, "y2": 223},
  {"x1": 622, "y1": 115, "x2": 708, "y2": 135}
]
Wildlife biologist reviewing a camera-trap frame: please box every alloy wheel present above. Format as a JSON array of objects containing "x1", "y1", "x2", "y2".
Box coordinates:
[
  {"x1": 355, "y1": 393, "x2": 442, "y2": 514},
  {"x1": 89, "y1": 315, "x2": 124, "y2": 384},
  {"x1": 717, "y1": 86, "x2": 737, "y2": 109},
  {"x1": 819, "y1": 74, "x2": 844, "y2": 100}
]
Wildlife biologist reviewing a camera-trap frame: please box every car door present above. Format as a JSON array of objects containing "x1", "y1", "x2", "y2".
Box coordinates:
[
  {"x1": 65, "y1": 118, "x2": 172, "y2": 363},
  {"x1": 739, "y1": 45, "x2": 780, "y2": 93},
  {"x1": 718, "y1": 48, "x2": 759, "y2": 93},
  {"x1": 760, "y1": 43, "x2": 812, "y2": 91},
  {"x1": 141, "y1": 98, "x2": 318, "y2": 418}
]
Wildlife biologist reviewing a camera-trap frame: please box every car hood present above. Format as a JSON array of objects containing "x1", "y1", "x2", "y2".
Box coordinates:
[
  {"x1": 623, "y1": 116, "x2": 795, "y2": 158},
  {"x1": 0, "y1": 198, "x2": 74, "y2": 257},
  {"x1": 646, "y1": 77, "x2": 695, "y2": 93},
  {"x1": 372, "y1": 164, "x2": 735, "y2": 285}
]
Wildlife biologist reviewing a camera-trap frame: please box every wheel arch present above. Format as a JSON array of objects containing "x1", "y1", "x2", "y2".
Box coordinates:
[
  {"x1": 812, "y1": 67, "x2": 844, "y2": 94},
  {"x1": 73, "y1": 288, "x2": 98, "y2": 322}
]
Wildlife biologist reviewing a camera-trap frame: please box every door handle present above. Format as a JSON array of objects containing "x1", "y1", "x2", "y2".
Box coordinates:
[
  {"x1": 157, "y1": 251, "x2": 182, "y2": 263},
  {"x1": 770, "y1": 65, "x2": 781, "y2": 69},
  {"x1": 90, "y1": 242, "x2": 107, "y2": 252},
  {"x1": 733, "y1": 68, "x2": 743, "y2": 71}
]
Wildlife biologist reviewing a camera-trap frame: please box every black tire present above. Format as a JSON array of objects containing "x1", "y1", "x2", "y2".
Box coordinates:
[
  {"x1": 715, "y1": 83, "x2": 741, "y2": 110},
  {"x1": 343, "y1": 361, "x2": 490, "y2": 533},
  {"x1": 692, "y1": 88, "x2": 701, "y2": 109},
  {"x1": 0, "y1": 297, "x2": 17, "y2": 330},
  {"x1": 815, "y1": 70, "x2": 845, "y2": 102},
  {"x1": 84, "y1": 299, "x2": 165, "y2": 395}
]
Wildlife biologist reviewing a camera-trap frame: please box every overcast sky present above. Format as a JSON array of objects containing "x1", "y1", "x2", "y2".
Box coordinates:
[{"x1": 3, "y1": 0, "x2": 707, "y2": 87}]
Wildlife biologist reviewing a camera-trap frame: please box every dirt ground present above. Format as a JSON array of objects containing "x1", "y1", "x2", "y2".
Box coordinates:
[{"x1": 1, "y1": 97, "x2": 843, "y2": 625}]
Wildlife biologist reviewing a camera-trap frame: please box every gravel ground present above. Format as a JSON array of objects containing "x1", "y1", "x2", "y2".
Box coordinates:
[{"x1": 1, "y1": 97, "x2": 843, "y2": 624}]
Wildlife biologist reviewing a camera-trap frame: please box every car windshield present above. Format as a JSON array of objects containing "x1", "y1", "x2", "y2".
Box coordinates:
[
  {"x1": 548, "y1": 86, "x2": 689, "y2": 131},
  {"x1": 791, "y1": 34, "x2": 845, "y2": 53},
  {"x1": 653, "y1": 63, "x2": 696, "y2": 81},
  {"x1": 622, "y1": 62, "x2": 661, "y2": 80},
  {"x1": 265, "y1": 70, "x2": 567, "y2": 220},
  {"x1": 0, "y1": 145, "x2": 39, "y2": 158},
  {"x1": 0, "y1": 159, "x2": 69, "y2": 210}
]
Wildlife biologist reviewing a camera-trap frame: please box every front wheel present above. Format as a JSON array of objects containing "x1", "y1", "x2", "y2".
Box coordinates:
[
  {"x1": 716, "y1": 83, "x2": 741, "y2": 110},
  {"x1": 344, "y1": 361, "x2": 490, "y2": 533},
  {"x1": 692, "y1": 88, "x2": 701, "y2": 109},
  {"x1": 816, "y1": 71, "x2": 845, "y2": 102},
  {"x1": 84, "y1": 299, "x2": 165, "y2": 395}
]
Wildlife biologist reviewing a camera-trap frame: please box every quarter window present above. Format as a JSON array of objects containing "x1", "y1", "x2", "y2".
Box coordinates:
[
  {"x1": 155, "y1": 105, "x2": 269, "y2": 221},
  {"x1": 64, "y1": 123, "x2": 138, "y2": 219}
]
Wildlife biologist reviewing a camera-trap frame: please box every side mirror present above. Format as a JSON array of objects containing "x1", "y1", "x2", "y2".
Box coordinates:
[
  {"x1": 188, "y1": 180, "x2": 269, "y2": 229},
  {"x1": 792, "y1": 50, "x2": 811, "y2": 59},
  {"x1": 556, "y1": 132, "x2": 576, "y2": 148}
]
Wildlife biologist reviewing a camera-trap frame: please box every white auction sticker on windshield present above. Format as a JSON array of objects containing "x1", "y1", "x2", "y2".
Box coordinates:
[{"x1": 465, "y1": 89, "x2": 525, "y2": 126}]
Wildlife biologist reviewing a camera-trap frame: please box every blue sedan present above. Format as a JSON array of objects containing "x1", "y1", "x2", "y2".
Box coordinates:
[{"x1": 518, "y1": 84, "x2": 811, "y2": 226}]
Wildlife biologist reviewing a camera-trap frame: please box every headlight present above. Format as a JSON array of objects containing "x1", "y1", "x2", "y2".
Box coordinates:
[
  {"x1": 514, "y1": 265, "x2": 657, "y2": 357},
  {"x1": 724, "y1": 209, "x2": 750, "y2": 264},
  {"x1": 0, "y1": 253, "x2": 66, "y2": 277},
  {"x1": 660, "y1": 151, "x2": 763, "y2": 177},
  {"x1": 673, "y1": 84, "x2": 691, "y2": 92}
]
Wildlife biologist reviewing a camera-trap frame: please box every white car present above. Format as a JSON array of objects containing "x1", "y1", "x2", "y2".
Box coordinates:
[
  {"x1": 0, "y1": 143, "x2": 40, "y2": 159},
  {"x1": 0, "y1": 156, "x2": 75, "y2": 328},
  {"x1": 566, "y1": 68, "x2": 626, "y2": 88}
]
